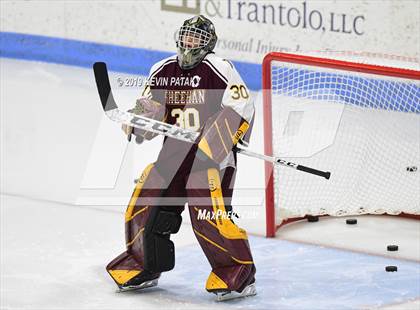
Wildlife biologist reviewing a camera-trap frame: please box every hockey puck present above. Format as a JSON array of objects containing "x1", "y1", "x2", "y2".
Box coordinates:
[
  {"x1": 406, "y1": 166, "x2": 417, "y2": 172},
  {"x1": 307, "y1": 215, "x2": 319, "y2": 222},
  {"x1": 385, "y1": 266, "x2": 398, "y2": 272},
  {"x1": 387, "y1": 245, "x2": 399, "y2": 251},
  {"x1": 346, "y1": 218, "x2": 357, "y2": 225}
]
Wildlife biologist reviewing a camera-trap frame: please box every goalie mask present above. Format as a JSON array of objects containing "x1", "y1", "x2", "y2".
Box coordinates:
[{"x1": 176, "y1": 15, "x2": 217, "y2": 70}]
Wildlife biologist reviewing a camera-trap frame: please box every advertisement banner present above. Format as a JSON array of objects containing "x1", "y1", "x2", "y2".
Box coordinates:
[{"x1": 1, "y1": 0, "x2": 419, "y2": 63}]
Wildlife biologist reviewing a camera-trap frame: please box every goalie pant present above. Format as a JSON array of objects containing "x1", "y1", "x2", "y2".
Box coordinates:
[{"x1": 106, "y1": 146, "x2": 255, "y2": 293}]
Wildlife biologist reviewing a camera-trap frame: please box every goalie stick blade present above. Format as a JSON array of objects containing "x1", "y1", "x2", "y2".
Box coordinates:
[{"x1": 93, "y1": 62, "x2": 118, "y2": 111}]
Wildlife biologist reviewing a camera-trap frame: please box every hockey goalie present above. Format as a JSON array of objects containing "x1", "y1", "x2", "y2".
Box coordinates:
[{"x1": 106, "y1": 15, "x2": 256, "y2": 301}]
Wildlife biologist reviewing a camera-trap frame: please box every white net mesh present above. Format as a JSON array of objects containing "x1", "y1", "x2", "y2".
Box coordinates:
[{"x1": 268, "y1": 59, "x2": 420, "y2": 224}]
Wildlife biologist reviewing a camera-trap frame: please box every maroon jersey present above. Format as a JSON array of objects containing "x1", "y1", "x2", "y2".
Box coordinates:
[{"x1": 139, "y1": 53, "x2": 254, "y2": 173}]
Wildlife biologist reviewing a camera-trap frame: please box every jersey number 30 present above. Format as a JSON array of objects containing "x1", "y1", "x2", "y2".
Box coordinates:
[
  {"x1": 171, "y1": 108, "x2": 200, "y2": 131},
  {"x1": 230, "y1": 84, "x2": 249, "y2": 100}
]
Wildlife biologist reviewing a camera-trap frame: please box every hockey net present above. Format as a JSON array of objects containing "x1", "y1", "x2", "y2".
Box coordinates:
[{"x1": 262, "y1": 52, "x2": 420, "y2": 237}]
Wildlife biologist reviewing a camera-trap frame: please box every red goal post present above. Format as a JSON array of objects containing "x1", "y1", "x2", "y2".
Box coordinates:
[{"x1": 262, "y1": 52, "x2": 420, "y2": 237}]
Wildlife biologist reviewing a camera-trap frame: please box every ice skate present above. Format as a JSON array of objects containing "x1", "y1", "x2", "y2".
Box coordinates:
[
  {"x1": 206, "y1": 266, "x2": 257, "y2": 301},
  {"x1": 213, "y1": 282, "x2": 257, "y2": 301},
  {"x1": 114, "y1": 270, "x2": 160, "y2": 293},
  {"x1": 116, "y1": 278, "x2": 159, "y2": 293}
]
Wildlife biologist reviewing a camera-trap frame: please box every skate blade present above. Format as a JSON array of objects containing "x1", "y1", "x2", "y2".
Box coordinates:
[
  {"x1": 215, "y1": 283, "x2": 257, "y2": 302},
  {"x1": 116, "y1": 279, "x2": 158, "y2": 293}
]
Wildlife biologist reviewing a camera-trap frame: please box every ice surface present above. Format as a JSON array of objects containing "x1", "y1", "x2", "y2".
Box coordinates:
[{"x1": 2, "y1": 194, "x2": 419, "y2": 310}]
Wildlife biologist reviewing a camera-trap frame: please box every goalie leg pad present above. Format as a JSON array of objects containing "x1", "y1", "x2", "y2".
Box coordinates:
[
  {"x1": 143, "y1": 207, "x2": 182, "y2": 272},
  {"x1": 186, "y1": 167, "x2": 256, "y2": 292},
  {"x1": 124, "y1": 164, "x2": 184, "y2": 273},
  {"x1": 106, "y1": 251, "x2": 145, "y2": 285}
]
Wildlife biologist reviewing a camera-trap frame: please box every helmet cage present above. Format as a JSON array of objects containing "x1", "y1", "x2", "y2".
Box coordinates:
[
  {"x1": 176, "y1": 26, "x2": 212, "y2": 50},
  {"x1": 176, "y1": 16, "x2": 217, "y2": 70}
]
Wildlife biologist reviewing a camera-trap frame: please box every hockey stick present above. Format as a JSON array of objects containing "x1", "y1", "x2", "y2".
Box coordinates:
[
  {"x1": 93, "y1": 62, "x2": 331, "y2": 180},
  {"x1": 233, "y1": 148, "x2": 330, "y2": 179}
]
